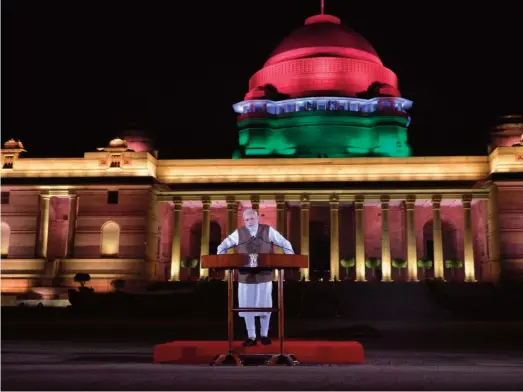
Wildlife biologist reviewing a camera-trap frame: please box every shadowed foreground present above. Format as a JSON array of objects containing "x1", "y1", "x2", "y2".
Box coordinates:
[
  {"x1": 2, "y1": 340, "x2": 523, "y2": 391},
  {"x1": 3, "y1": 281, "x2": 523, "y2": 390}
]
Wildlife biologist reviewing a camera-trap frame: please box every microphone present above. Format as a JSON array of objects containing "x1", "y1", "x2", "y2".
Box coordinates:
[
  {"x1": 218, "y1": 235, "x2": 256, "y2": 254},
  {"x1": 255, "y1": 235, "x2": 294, "y2": 254}
]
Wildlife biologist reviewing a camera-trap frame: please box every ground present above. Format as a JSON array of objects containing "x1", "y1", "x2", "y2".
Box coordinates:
[
  {"x1": 2, "y1": 340, "x2": 523, "y2": 391},
  {"x1": 2, "y1": 281, "x2": 523, "y2": 390}
]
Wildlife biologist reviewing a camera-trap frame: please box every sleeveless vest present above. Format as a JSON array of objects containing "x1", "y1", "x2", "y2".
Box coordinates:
[{"x1": 237, "y1": 224, "x2": 274, "y2": 283}]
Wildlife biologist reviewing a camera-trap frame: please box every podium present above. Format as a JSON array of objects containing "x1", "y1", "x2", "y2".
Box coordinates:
[{"x1": 201, "y1": 253, "x2": 308, "y2": 366}]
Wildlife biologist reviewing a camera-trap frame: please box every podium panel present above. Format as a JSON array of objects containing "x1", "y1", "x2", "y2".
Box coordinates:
[{"x1": 201, "y1": 254, "x2": 308, "y2": 270}]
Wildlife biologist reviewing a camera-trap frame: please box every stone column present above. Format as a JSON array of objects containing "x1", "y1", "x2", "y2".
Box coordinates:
[
  {"x1": 300, "y1": 194, "x2": 310, "y2": 280},
  {"x1": 486, "y1": 184, "x2": 501, "y2": 282},
  {"x1": 38, "y1": 194, "x2": 51, "y2": 259},
  {"x1": 226, "y1": 196, "x2": 237, "y2": 251},
  {"x1": 405, "y1": 195, "x2": 418, "y2": 281},
  {"x1": 170, "y1": 197, "x2": 183, "y2": 281},
  {"x1": 355, "y1": 195, "x2": 366, "y2": 281},
  {"x1": 330, "y1": 194, "x2": 340, "y2": 280},
  {"x1": 224, "y1": 196, "x2": 237, "y2": 282},
  {"x1": 275, "y1": 195, "x2": 286, "y2": 281},
  {"x1": 199, "y1": 196, "x2": 211, "y2": 278},
  {"x1": 276, "y1": 195, "x2": 286, "y2": 243},
  {"x1": 381, "y1": 195, "x2": 392, "y2": 282},
  {"x1": 145, "y1": 191, "x2": 160, "y2": 280},
  {"x1": 462, "y1": 194, "x2": 476, "y2": 282},
  {"x1": 66, "y1": 193, "x2": 78, "y2": 258},
  {"x1": 432, "y1": 195, "x2": 444, "y2": 279}
]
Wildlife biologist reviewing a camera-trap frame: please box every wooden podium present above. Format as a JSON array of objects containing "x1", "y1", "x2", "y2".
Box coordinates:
[{"x1": 201, "y1": 253, "x2": 308, "y2": 366}]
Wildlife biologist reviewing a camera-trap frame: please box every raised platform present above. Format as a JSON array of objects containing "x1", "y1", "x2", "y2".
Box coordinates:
[{"x1": 154, "y1": 340, "x2": 364, "y2": 365}]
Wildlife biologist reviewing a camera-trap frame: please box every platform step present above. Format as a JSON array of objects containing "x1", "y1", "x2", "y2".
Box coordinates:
[{"x1": 154, "y1": 340, "x2": 364, "y2": 365}]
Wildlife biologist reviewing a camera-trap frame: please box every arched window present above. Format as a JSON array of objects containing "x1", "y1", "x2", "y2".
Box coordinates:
[
  {"x1": 101, "y1": 221, "x2": 120, "y2": 257},
  {"x1": 1, "y1": 221, "x2": 10, "y2": 257}
]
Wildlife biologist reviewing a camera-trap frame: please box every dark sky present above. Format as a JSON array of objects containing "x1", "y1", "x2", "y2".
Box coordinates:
[{"x1": 3, "y1": 1, "x2": 523, "y2": 159}]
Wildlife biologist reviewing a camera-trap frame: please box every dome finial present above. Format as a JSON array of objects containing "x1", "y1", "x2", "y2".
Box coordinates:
[{"x1": 320, "y1": 0, "x2": 324, "y2": 15}]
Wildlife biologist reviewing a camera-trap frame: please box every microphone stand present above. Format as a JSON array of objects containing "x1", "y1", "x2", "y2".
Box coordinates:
[
  {"x1": 218, "y1": 235, "x2": 256, "y2": 255},
  {"x1": 255, "y1": 236, "x2": 294, "y2": 254}
]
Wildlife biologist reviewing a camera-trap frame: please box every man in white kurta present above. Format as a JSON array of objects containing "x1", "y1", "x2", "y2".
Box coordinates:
[{"x1": 217, "y1": 208, "x2": 294, "y2": 347}]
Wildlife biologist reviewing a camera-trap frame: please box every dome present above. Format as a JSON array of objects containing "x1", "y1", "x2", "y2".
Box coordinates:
[
  {"x1": 109, "y1": 137, "x2": 127, "y2": 147},
  {"x1": 265, "y1": 14, "x2": 382, "y2": 67},
  {"x1": 245, "y1": 14, "x2": 399, "y2": 99},
  {"x1": 3, "y1": 139, "x2": 25, "y2": 150}
]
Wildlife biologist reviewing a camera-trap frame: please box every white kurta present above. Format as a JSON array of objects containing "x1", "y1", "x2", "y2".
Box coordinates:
[
  {"x1": 216, "y1": 225, "x2": 294, "y2": 256},
  {"x1": 217, "y1": 224, "x2": 294, "y2": 318},
  {"x1": 238, "y1": 281, "x2": 272, "y2": 317}
]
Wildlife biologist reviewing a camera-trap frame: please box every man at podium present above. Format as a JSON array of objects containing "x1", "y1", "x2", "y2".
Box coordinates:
[{"x1": 217, "y1": 208, "x2": 294, "y2": 347}]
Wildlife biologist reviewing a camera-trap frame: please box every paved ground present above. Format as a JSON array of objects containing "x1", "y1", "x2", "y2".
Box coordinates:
[
  {"x1": 2, "y1": 340, "x2": 523, "y2": 390},
  {"x1": 3, "y1": 307, "x2": 523, "y2": 390}
]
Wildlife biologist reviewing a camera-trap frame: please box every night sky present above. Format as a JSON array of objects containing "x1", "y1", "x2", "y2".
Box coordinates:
[{"x1": 3, "y1": 1, "x2": 522, "y2": 159}]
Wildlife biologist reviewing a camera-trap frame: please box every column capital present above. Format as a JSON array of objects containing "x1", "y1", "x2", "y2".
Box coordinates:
[
  {"x1": 201, "y1": 196, "x2": 211, "y2": 209},
  {"x1": 275, "y1": 194, "x2": 286, "y2": 205},
  {"x1": 300, "y1": 194, "x2": 310, "y2": 205},
  {"x1": 173, "y1": 196, "x2": 183, "y2": 210},
  {"x1": 432, "y1": 194, "x2": 442, "y2": 209},
  {"x1": 329, "y1": 193, "x2": 340, "y2": 206},
  {"x1": 406, "y1": 194, "x2": 416, "y2": 203},
  {"x1": 68, "y1": 190, "x2": 78, "y2": 199},
  {"x1": 250, "y1": 194, "x2": 260, "y2": 209},
  {"x1": 405, "y1": 195, "x2": 416, "y2": 210},
  {"x1": 355, "y1": 195, "x2": 364, "y2": 209},
  {"x1": 226, "y1": 195, "x2": 236, "y2": 206},
  {"x1": 462, "y1": 194, "x2": 472, "y2": 209},
  {"x1": 380, "y1": 195, "x2": 390, "y2": 210}
]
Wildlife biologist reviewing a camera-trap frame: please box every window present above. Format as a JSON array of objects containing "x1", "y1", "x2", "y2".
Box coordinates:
[
  {"x1": 107, "y1": 191, "x2": 119, "y2": 204},
  {"x1": 305, "y1": 101, "x2": 313, "y2": 111},
  {"x1": 101, "y1": 221, "x2": 120, "y2": 257},
  {"x1": 1, "y1": 222, "x2": 10, "y2": 257},
  {"x1": 2, "y1": 156, "x2": 14, "y2": 169},
  {"x1": 1, "y1": 192, "x2": 10, "y2": 204},
  {"x1": 110, "y1": 154, "x2": 121, "y2": 168}
]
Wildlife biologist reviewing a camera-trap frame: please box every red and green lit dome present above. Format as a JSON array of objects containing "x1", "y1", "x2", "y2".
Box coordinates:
[
  {"x1": 246, "y1": 14, "x2": 400, "y2": 100},
  {"x1": 233, "y1": 13, "x2": 412, "y2": 159}
]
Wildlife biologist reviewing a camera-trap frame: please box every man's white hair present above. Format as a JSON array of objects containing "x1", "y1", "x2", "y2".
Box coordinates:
[{"x1": 242, "y1": 208, "x2": 259, "y2": 218}]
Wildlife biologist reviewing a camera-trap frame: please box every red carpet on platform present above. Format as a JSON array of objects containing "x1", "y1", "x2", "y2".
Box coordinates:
[{"x1": 154, "y1": 340, "x2": 364, "y2": 365}]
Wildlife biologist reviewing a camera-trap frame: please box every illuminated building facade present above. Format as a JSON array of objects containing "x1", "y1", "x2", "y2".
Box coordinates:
[{"x1": 1, "y1": 14, "x2": 523, "y2": 294}]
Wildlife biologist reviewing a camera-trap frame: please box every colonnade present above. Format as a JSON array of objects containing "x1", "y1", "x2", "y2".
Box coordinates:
[
  {"x1": 165, "y1": 193, "x2": 481, "y2": 283},
  {"x1": 31, "y1": 189, "x2": 495, "y2": 283}
]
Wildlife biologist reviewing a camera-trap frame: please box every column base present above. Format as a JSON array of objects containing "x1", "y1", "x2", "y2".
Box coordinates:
[{"x1": 299, "y1": 268, "x2": 309, "y2": 281}]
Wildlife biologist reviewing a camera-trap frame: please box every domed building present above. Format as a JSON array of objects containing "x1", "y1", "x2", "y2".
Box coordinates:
[
  {"x1": 1, "y1": 13, "x2": 522, "y2": 300},
  {"x1": 233, "y1": 14, "x2": 412, "y2": 159}
]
